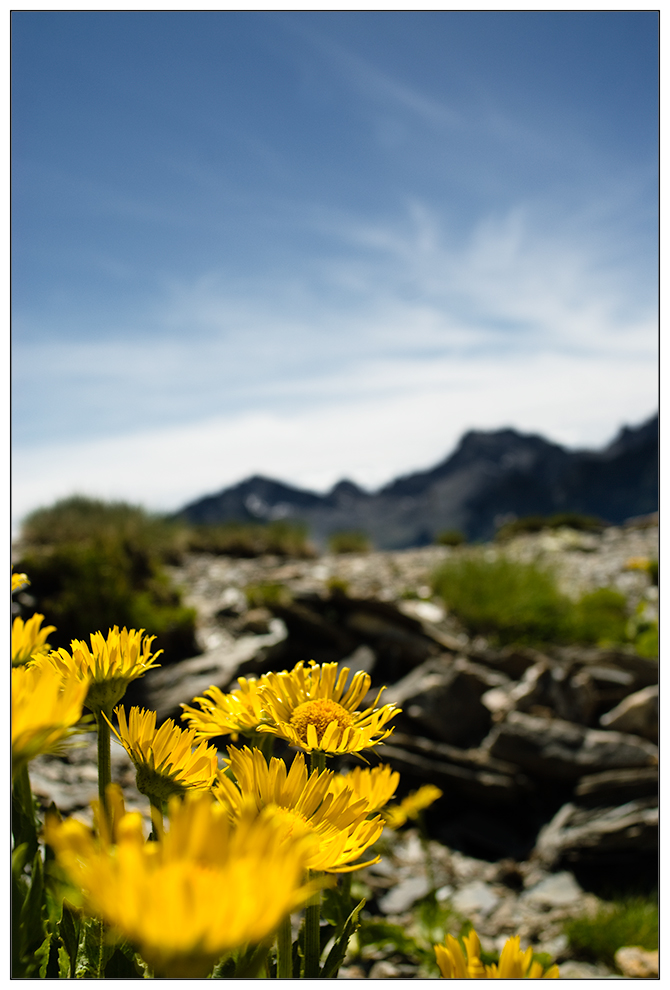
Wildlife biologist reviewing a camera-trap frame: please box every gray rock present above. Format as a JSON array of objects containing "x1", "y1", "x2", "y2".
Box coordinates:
[
  {"x1": 451, "y1": 880, "x2": 500, "y2": 917},
  {"x1": 339, "y1": 643, "x2": 377, "y2": 676},
  {"x1": 495, "y1": 660, "x2": 599, "y2": 725},
  {"x1": 485, "y1": 711, "x2": 658, "y2": 780},
  {"x1": 534, "y1": 798, "x2": 658, "y2": 868},
  {"x1": 385, "y1": 656, "x2": 510, "y2": 747},
  {"x1": 521, "y1": 871, "x2": 583, "y2": 908},
  {"x1": 574, "y1": 766, "x2": 658, "y2": 808},
  {"x1": 600, "y1": 684, "x2": 658, "y2": 742},
  {"x1": 143, "y1": 620, "x2": 288, "y2": 722},
  {"x1": 558, "y1": 960, "x2": 615, "y2": 979},
  {"x1": 377, "y1": 875, "x2": 431, "y2": 914},
  {"x1": 614, "y1": 946, "x2": 659, "y2": 978},
  {"x1": 381, "y1": 732, "x2": 533, "y2": 805}
]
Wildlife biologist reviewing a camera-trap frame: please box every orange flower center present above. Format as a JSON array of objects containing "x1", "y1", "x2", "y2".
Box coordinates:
[{"x1": 289, "y1": 699, "x2": 354, "y2": 744}]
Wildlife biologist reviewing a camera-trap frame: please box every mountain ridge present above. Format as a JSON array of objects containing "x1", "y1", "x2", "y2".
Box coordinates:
[{"x1": 176, "y1": 413, "x2": 658, "y2": 548}]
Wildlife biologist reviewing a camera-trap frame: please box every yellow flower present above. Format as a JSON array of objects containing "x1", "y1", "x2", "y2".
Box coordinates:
[
  {"x1": 434, "y1": 930, "x2": 559, "y2": 979},
  {"x1": 106, "y1": 706, "x2": 222, "y2": 802},
  {"x1": 47, "y1": 626, "x2": 162, "y2": 713},
  {"x1": 12, "y1": 613, "x2": 57, "y2": 666},
  {"x1": 181, "y1": 675, "x2": 269, "y2": 741},
  {"x1": 12, "y1": 570, "x2": 29, "y2": 593},
  {"x1": 12, "y1": 657, "x2": 88, "y2": 775},
  {"x1": 328, "y1": 764, "x2": 400, "y2": 814},
  {"x1": 624, "y1": 556, "x2": 652, "y2": 572},
  {"x1": 255, "y1": 660, "x2": 399, "y2": 755},
  {"x1": 383, "y1": 783, "x2": 443, "y2": 829},
  {"x1": 214, "y1": 746, "x2": 384, "y2": 873},
  {"x1": 45, "y1": 788, "x2": 315, "y2": 979}
]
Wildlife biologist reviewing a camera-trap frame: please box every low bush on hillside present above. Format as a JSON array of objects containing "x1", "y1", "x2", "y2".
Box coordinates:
[
  {"x1": 13, "y1": 496, "x2": 197, "y2": 662},
  {"x1": 243, "y1": 582, "x2": 292, "y2": 609},
  {"x1": 434, "y1": 529, "x2": 466, "y2": 547},
  {"x1": 495, "y1": 512, "x2": 605, "y2": 541},
  {"x1": 431, "y1": 554, "x2": 648, "y2": 651},
  {"x1": 563, "y1": 895, "x2": 658, "y2": 970},
  {"x1": 328, "y1": 530, "x2": 372, "y2": 554},
  {"x1": 184, "y1": 520, "x2": 314, "y2": 558}
]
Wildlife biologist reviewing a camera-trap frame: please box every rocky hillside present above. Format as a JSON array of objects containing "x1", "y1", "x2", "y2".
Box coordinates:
[
  {"x1": 176, "y1": 413, "x2": 658, "y2": 547},
  {"x1": 28, "y1": 516, "x2": 658, "y2": 978}
]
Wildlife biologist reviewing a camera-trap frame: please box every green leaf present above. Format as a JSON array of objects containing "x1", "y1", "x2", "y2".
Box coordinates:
[
  {"x1": 208, "y1": 955, "x2": 236, "y2": 978},
  {"x1": 21, "y1": 850, "x2": 46, "y2": 947},
  {"x1": 319, "y1": 897, "x2": 366, "y2": 979},
  {"x1": 75, "y1": 917, "x2": 109, "y2": 979},
  {"x1": 35, "y1": 934, "x2": 53, "y2": 978},
  {"x1": 57, "y1": 901, "x2": 80, "y2": 978},
  {"x1": 104, "y1": 942, "x2": 144, "y2": 978},
  {"x1": 234, "y1": 943, "x2": 270, "y2": 979},
  {"x1": 58, "y1": 943, "x2": 71, "y2": 978},
  {"x1": 11, "y1": 772, "x2": 39, "y2": 862}
]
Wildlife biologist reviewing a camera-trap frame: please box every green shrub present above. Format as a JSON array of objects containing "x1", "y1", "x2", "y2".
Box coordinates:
[
  {"x1": 434, "y1": 529, "x2": 466, "y2": 547},
  {"x1": 572, "y1": 588, "x2": 628, "y2": 645},
  {"x1": 184, "y1": 520, "x2": 314, "y2": 558},
  {"x1": 431, "y1": 555, "x2": 574, "y2": 646},
  {"x1": 431, "y1": 554, "x2": 639, "y2": 649},
  {"x1": 496, "y1": 512, "x2": 605, "y2": 541},
  {"x1": 14, "y1": 496, "x2": 198, "y2": 662},
  {"x1": 327, "y1": 531, "x2": 372, "y2": 554},
  {"x1": 243, "y1": 582, "x2": 292, "y2": 609},
  {"x1": 564, "y1": 896, "x2": 658, "y2": 970},
  {"x1": 634, "y1": 622, "x2": 659, "y2": 658}
]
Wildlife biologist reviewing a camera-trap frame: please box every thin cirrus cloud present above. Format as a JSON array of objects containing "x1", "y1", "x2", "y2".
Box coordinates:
[
  {"x1": 12, "y1": 203, "x2": 657, "y2": 527},
  {"x1": 13, "y1": 204, "x2": 656, "y2": 445}
]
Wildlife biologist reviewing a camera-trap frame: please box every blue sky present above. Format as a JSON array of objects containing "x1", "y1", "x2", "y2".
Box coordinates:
[{"x1": 11, "y1": 10, "x2": 659, "y2": 526}]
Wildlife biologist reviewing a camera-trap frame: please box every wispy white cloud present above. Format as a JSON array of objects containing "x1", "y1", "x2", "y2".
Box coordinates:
[
  {"x1": 12, "y1": 347, "x2": 657, "y2": 530},
  {"x1": 13, "y1": 200, "x2": 657, "y2": 455}
]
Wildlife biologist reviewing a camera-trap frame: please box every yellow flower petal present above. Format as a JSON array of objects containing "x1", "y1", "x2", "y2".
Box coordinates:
[
  {"x1": 107, "y1": 706, "x2": 222, "y2": 801},
  {"x1": 181, "y1": 675, "x2": 269, "y2": 740},
  {"x1": 45, "y1": 790, "x2": 315, "y2": 979},
  {"x1": 12, "y1": 613, "x2": 57, "y2": 666},
  {"x1": 214, "y1": 746, "x2": 384, "y2": 873},
  {"x1": 12, "y1": 657, "x2": 88, "y2": 774},
  {"x1": 255, "y1": 660, "x2": 399, "y2": 755},
  {"x1": 46, "y1": 626, "x2": 161, "y2": 712},
  {"x1": 434, "y1": 930, "x2": 559, "y2": 979}
]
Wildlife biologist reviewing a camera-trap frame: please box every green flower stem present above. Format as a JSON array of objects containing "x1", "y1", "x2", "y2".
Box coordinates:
[
  {"x1": 149, "y1": 795, "x2": 164, "y2": 842},
  {"x1": 12, "y1": 762, "x2": 38, "y2": 857},
  {"x1": 251, "y1": 730, "x2": 275, "y2": 763},
  {"x1": 310, "y1": 750, "x2": 326, "y2": 775},
  {"x1": 13, "y1": 762, "x2": 36, "y2": 829},
  {"x1": 418, "y1": 810, "x2": 435, "y2": 891},
  {"x1": 340, "y1": 870, "x2": 352, "y2": 913},
  {"x1": 303, "y1": 873, "x2": 322, "y2": 978},
  {"x1": 95, "y1": 707, "x2": 113, "y2": 822},
  {"x1": 276, "y1": 914, "x2": 293, "y2": 979}
]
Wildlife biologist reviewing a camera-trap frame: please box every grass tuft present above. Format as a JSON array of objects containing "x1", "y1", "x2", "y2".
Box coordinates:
[{"x1": 563, "y1": 896, "x2": 658, "y2": 970}]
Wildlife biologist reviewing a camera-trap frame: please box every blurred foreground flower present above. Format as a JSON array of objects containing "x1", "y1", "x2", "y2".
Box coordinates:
[
  {"x1": 45, "y1": 788, "x2": 316, "y2": 978},
  {"x1": 383, "y1": 783, "x2": 443, "y2": 829},
  {"x1": 12, "y1": 657, "x2": 88, "y2": 775},
  {"x1": 256, "y1": 660, "x2": 399, "y2": 755},
  {"x1": 47, "y1": 626, "x2": 162, "y2": 713},
  {"x1": 12, "y1": 613, "x2": 57, "y2": 666},
  {"x1": 215, "y1": 746, "x2": 384, "y2": 873},
  {"x1": 181, "y1": 675, "x2": 270, "y2": 741},
  {"x1": 107, "y1": 705, "x2": 222, "y2": 802},
  {"x1": 435, "y1": 930, "x2": 559, "y2": 978},
  {"x1": 12, "y1": 569, "x2": 29, "y2": 593}
]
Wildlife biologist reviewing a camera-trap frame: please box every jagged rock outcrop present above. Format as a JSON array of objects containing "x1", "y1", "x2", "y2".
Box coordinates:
[{"x1": 176, "y1": 414, "x2": 658, "y2": 547}]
